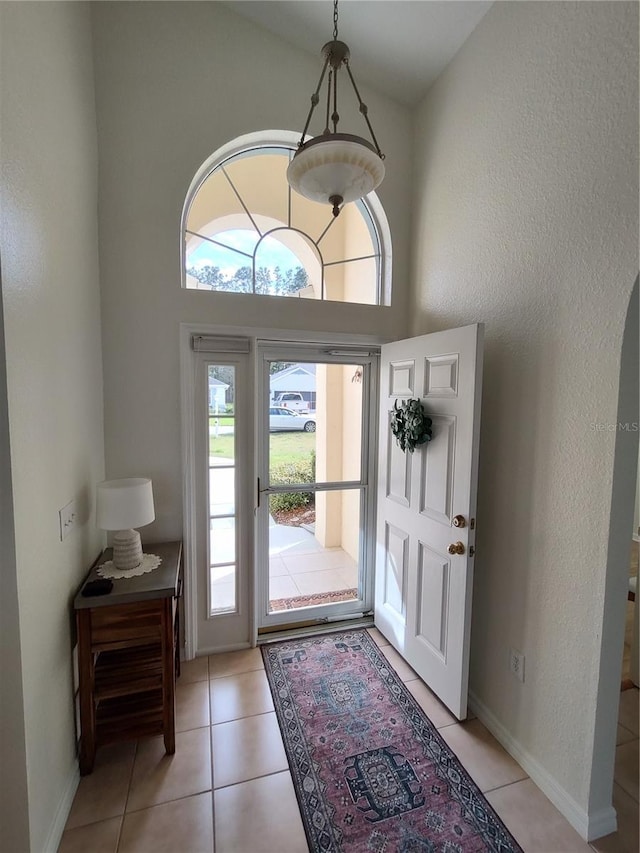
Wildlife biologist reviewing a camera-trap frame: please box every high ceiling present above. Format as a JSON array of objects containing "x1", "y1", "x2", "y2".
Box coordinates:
[{"x1": 224, "y1": 1, "x2": 493, "y2": 106}]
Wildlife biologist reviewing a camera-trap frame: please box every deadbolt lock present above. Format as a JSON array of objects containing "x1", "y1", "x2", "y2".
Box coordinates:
[
  {"x1": 447, "y1": 541, "x2": 466, "y2": 556},
  {"x1": 452, "y1": 515, "x2": 466, "y2": 528}
]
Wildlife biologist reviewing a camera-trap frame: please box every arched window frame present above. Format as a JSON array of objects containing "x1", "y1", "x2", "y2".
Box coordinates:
[{"x1": 180, "y1": 130, "x2": 393, "y2": 306}]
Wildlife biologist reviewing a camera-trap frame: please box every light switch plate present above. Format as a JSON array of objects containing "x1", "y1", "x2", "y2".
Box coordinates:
[{"x1": 59, "y1": 499, "x2": 77, "y2": 541}]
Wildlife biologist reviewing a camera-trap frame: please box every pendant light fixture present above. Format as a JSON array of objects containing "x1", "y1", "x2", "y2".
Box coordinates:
[{"x1": 286, "y1": 0, "x2": 385, "y2": 217}]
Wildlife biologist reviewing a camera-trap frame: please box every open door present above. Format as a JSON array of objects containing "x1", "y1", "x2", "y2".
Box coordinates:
[{"x1": 375, "y1": 324, "x2": 484, "y2": 719}]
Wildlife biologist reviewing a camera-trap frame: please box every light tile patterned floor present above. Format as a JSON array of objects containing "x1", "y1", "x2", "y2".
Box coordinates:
[
  {"x1": 60, "y1": 630, "x2": 639, "y2": 853},
  {"x1": 212, "y1": 543, "x2": 359, "y2": 611}
]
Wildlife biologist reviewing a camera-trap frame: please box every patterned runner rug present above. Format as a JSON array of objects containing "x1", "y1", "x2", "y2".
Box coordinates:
[{"x1": 262, "y1": 629, "x2": 522, "y2": 853}]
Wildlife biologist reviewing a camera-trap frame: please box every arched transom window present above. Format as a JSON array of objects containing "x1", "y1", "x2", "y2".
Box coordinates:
[{"x1": 182, "y1": 141, "x2": 389, "y2": 305}]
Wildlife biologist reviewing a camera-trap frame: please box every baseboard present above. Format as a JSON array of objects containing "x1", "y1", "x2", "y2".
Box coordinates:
[
  {"x1": 468, "y1": 691, "x2": 617, "y2": 842},
  {"x1": 585, "y1": 804, "x2": 618, "y2": 842},
  {"x1": 43, "y1": 763, "x2": 79, "y2": 853},
  {"x1": 197, "y1": 642, "x2": 252, "y2": 656}
]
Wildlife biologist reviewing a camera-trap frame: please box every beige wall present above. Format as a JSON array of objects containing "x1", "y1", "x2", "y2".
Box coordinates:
[
  {"x1": 91, "y1": 1, "x2": 412, "y2": 543},
  {"x1": 410, "y1": 0, "x2": 638, "y2": 825},
  {"x1": 0, "y1": 2, "x2": 105, "y2": 849},
  {"x1": 0, "y1": 279, "x2": 29, "y2": 850}
]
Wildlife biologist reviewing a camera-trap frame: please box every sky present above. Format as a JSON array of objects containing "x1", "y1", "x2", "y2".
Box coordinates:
[{"x1": 187, "y1": 229, "x2": 302, "y2": 278}]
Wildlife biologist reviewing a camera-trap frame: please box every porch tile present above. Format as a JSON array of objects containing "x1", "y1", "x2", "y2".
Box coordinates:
[
  {"x1": 268, "y1": 556, "x2": 289, "y2": 577},
  {"x1": 292, "y1": 567, "x2": 353, "y2": 595},
  {"x1": 268, "y1": 575, "x2": 299, "y2": 599},
  {"x1": 282, "y1": 548, "x2": 356, "y2": 574}
]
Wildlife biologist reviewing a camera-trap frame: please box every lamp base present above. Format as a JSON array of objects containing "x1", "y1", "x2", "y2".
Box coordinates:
[{"x1": 112, "y1": 528, "x2": 143, "y2": 571}]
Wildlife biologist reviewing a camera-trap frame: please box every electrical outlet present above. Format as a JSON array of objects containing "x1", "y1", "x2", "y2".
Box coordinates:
[
  {"x1": 59, "y1": 499, "x2": 77, "y2": 541},
  {"x1": 510, "y1": 648, "x2": 525, "y2": 683}
]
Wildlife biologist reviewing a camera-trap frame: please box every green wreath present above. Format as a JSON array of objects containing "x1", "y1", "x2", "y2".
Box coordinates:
[{"x1": 390, "y1": 398, "x2": 433, "y2": 453}]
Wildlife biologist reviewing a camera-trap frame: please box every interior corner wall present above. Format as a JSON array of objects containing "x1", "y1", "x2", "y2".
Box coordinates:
[
  {"x1": 0, "y1": 3, "x2": 105, "y2": 849},
  {"x1": 410, "y1": 0, "x2": 638, "y2": 826},
  {"x1": 90, "y1": 1, "x2": 412, "y2": 541}
]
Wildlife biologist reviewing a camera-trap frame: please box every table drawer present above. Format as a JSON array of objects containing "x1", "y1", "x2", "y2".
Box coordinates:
[{"x1": 90, "y1": 600, "x2": 164, "y2": 650}]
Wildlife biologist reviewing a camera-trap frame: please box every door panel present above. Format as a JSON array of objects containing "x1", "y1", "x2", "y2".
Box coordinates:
[
  {"x1": 383, "y1": 522, "x2": 408, "y2": 618},
  {"x1": 416, "y1": 542, "x2": 449, "y2": 658},
  {"x1": 375, "y1": 324, "x2": 484, "y2": 719},
  {"x1": 420, "y1": 414, "x2": 456, "y2": 522},
  {"x1": 386, "y1": 420, "x2": 411, "y2": 506}
]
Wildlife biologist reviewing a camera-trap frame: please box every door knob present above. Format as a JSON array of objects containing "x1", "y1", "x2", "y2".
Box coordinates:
[
  {"x1": 452, "y1": 515, "x2": 466, "y2": 528},
  {"x1": 447, "y1": 541, "x2": 465, "y2": 555}
]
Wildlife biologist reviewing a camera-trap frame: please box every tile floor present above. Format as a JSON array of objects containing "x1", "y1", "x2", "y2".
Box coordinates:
[
  {"x1": 59, "y1": 629, "x2": 639, "y2": 853},
  {"x1": 211, "y1": 540, "x2": 359, "y2": 611},
  {"x1": 268, "y1": 546, "x2": 358, "y2": 601}
]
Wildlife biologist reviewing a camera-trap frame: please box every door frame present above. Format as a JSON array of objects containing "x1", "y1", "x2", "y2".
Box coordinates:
[
  {"x1": 255, "y1": 342, "x2": 379, "y2": 631},
  {"x1": 180, "y1": 322, "x2": 386, "y2": 659}
]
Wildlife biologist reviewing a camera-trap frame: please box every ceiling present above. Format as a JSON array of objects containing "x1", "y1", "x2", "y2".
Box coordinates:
[{"x1": 224, "y1": 1, "x2": 493, "y2": 106}]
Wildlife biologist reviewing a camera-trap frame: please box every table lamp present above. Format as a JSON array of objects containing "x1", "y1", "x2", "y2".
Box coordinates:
[{"x1": 96, "y1": 478, "x2": 155, "y2": 570}]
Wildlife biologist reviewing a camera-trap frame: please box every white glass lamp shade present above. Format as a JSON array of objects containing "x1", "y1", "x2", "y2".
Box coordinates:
[
  {"x1": 96, "y1": 478, "x2": 155, "y2": 531},
  {"x1": 96, "y1": 478, "x2": 155, "y2": 571},
  {"x1": 287, "y1": 134, "x2": 385, "y2": 207}
]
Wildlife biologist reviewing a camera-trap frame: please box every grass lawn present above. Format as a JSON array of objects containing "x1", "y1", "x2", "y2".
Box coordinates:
[
  {"x1": 209, "y1": 415, "x2": 234, "y2": 426},
  {"x1": 210, "y1": 431, "x2": 316, "y2": 469}
]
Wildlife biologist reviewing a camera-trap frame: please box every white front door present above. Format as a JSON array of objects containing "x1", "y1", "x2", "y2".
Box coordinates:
[{"x1": 375, "y1": 324, "x2": 484, "y2": 719}]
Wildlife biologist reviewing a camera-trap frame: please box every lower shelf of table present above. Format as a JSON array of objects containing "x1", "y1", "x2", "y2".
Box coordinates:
[
  {"x1": 95, "y1": 688, "x2": 165, "y2": 745},
  {"x1": 94, "y1": 643, "x2": 164, "y2": 701}
]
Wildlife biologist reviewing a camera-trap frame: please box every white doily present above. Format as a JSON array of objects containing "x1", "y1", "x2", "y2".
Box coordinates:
[{"x1": 97, "y1": 553, "x2": 162, "y2": 579}]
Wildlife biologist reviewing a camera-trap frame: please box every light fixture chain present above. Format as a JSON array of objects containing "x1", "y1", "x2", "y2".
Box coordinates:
[
  {"x1": 344, "y1": 61, "x2": 385, "y2": 159},
  {"x1": 332, "y1": 61, "x2": 339, "y2": 133},
  {"x1": 299, "y1": 53, "x2": 331, "y2": 146},
  {"x1": 325, "y1": 68, "x2": 333, "y2": 133},
  {"x1": 333, "y1": 0, "x2": 339, "y2": 41}
]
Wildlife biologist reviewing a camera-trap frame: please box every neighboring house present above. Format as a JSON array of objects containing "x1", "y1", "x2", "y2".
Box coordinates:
[
  {"x1": 270, "y1": 363, "x2": 316, "y2": 410},
  {"x1": 208, "y1": 377, "x2": 228, "y2": 411},
  {"x1": 0, "y1": 2, "x2": 637, "y2": 851}
]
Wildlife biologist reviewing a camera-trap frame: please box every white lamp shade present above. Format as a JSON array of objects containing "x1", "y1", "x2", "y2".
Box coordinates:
[
  {"x1": 287, "y1": 135, "x2": 385, "y2": 206},
  {"x1": 96, "y1": 478, "x2": 155, "y2": 531}
]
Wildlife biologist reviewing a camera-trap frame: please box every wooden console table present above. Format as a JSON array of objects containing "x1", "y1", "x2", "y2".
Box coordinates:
[{"x1": 74, "y1": 540, "x2": 182, "y2": 775}]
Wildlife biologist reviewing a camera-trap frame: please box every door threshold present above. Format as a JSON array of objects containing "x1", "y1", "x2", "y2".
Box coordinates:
[{"x1": 257, "y1": 614, "x2": 374, "y2": 644}]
